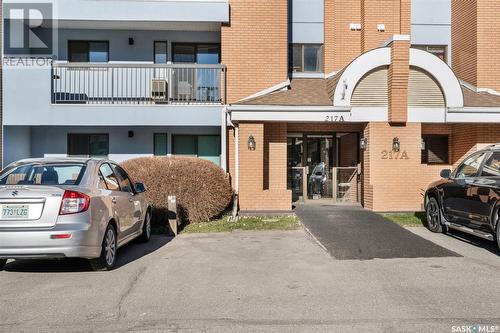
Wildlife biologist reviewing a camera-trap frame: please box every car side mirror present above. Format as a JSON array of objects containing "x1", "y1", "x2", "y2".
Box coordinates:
[
  {"x1": 440, "y1": 169, "x2": 452, "y2": 179},
  {"x1": 134, "y1": 182, "x2": 146, "y2": 193}
]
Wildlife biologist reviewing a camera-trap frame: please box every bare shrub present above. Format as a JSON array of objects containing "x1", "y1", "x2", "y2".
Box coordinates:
[{"x1": 121, "y1": 157, "x2": 233, "y2": 224}]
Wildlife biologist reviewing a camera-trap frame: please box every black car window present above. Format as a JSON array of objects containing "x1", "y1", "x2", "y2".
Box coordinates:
[
  {"x1": 454, "y1": 153, "x2": 487, "y2": 179},
  {"x1": 99, "y1": 163, "x2": 120, "y2": 191},
  {"x1": 481, "y1": 152, "x2": 500, "y2": 177},
  {"x1": 112, "y1": 164, "x2": 134, "y2": 194}
]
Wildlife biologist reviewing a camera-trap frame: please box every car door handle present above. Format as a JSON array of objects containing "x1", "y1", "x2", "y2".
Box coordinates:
[{"x1": 112, "y1": 197, "x2": 117, "y2": 204}]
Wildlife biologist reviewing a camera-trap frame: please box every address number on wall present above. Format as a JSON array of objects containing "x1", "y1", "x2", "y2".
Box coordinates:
[
  {"x1": 381, "y1": 150, "x2": 409, "y2": 160},
  {"x1": 325, "y1": 115, "x2": 346, "y2": 122}
]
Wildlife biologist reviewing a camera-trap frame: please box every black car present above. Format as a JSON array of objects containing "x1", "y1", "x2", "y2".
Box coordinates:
[{"x1": 425, "y1": 144, "x2": 500, "y2": 250}]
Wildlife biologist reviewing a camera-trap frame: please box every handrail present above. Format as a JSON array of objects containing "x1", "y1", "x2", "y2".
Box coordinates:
[{"x1": 52, "y1": 62, "x2": 226, "y2": 70}]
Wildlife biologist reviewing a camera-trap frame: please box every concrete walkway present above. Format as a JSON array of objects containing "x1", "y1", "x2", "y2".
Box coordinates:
[{"x1": 295, "y1": 203, "x2": 459, "y2": 260}]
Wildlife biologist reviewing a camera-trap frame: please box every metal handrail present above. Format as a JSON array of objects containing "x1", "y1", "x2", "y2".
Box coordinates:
[{"x1": 52, "y1": 62, "x2": 226, "y2": 70}]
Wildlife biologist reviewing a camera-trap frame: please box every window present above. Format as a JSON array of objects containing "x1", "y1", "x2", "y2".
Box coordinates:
[
  {"x1": 0, "y1": 163, "x2": 86, "y2": 186},
  {"x1": 154, "y1": 41, "x2": 167, "y2": 64},
  {"x1": 455, "y1": 153, "x2": 487, "y2": 179},
  {"x1": 112, "y1": 164, "x2": 134, "y2": 193},
  {"x1": 68, "y1": 134, "x2": 109, "y2": 157},
  {"x1": 413, "y1": 45, "x2": 447, "y2": 63},
  {"x1": 154, "y1": 133, "x2": 168, "y2": 156},
  {"x1": 99, "y1": 163, "x2": 120, "y2": 191},
  {"x1": 172, "y1": 43, "x2": 220, "y2": 64},
  {"x1": 481, "y1": 152, "x2": 500, "y2": 177},
  {"x1": 421, "y1": 135, "x2": 449, "y2": 164},
  {"x1": 172, "y1": 135, "x2": 221, "y2": 165},
  {"x1": 68, "y1": 41, "x2": 109, "y2": 62},
  {"x1": 291, "y1": 44, "x2": 323, "y2": 73}
]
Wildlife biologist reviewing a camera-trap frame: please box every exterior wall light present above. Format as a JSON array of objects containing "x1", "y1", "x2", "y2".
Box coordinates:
[
  {"x1": 421, "y1": 138, "x2": 426, "y2": 151},
  {"x1": 248, "y1": 135, "x2": 256, "y2": 151},
  {"x1": 392, "y1": 137, "x2": 401, "y2": 152},
  {"x1": 360, "y1": 138, "x2": 368, "y2": 150}
]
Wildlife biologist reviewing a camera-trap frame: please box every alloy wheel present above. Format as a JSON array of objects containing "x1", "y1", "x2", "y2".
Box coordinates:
[
  {"x1": 105, "y1": 229, "x2": 116, "y2": 266},
  {"x1": 427, "y1": 200, "x2": 440, "y2": 229}
]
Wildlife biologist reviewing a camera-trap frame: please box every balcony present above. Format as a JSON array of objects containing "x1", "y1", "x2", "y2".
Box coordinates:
[{"x1": 51, "y1": 63, "x2": 226, "y2": 105}]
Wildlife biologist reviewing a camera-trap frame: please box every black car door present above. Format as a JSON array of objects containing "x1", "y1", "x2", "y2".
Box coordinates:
[
  {"x1": 442, "y1": 152, "x2": 487, "y2": 225},
  {"x1": 466, "y1": 152, "x2": 500, "y2": 232}
]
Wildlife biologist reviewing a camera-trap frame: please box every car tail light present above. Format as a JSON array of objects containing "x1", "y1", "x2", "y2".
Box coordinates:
[{"x1": 59, "y1": 190, "x2": 90, "y2": 215}]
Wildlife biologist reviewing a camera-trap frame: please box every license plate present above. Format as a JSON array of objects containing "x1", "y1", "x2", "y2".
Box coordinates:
[{"x1": 1, "y1": 205, "x2": 29, "y2": 219}]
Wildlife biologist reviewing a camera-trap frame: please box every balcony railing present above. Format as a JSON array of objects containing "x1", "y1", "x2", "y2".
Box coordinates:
[{"x1": 51, "y1": 63, "x2": 226, "y2": 105}]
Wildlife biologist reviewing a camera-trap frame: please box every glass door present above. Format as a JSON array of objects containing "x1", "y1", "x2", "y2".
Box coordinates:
[{"x1": 305, "y1": 135, "x2": 334, "y2": 199}]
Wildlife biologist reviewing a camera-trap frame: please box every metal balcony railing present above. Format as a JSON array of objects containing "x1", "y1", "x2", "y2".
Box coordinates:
[{"x1": 51, "y1": 63, "x2": 226, "y2": 105}]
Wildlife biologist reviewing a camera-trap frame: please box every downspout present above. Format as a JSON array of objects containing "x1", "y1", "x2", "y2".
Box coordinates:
[
  {"x1": 224, "y1": 106, "x2": 239, "y2": 219},
  {"x1": 232, "y1": 123, "x2": 239, "y2": 219}
]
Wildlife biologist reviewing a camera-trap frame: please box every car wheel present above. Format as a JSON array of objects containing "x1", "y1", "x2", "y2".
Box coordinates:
[
  {"x1": 496, "y1": 214, "x2": 500, "y2": 252},
  {"x1": 138, "y1": 210, "x2": 152, "y2": 243},
  {"x1": 425, "y1": 197, "x2": 443, "y2": 233},
  {"x1": 90, "y1": 224, "x2": 117, "y2": 271},
  {"x1": 0, "y1": 259, "x2": 7, "y2": 271}
]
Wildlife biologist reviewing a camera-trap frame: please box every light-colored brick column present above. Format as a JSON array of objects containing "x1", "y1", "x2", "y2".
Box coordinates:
[
  {"x1": 238, "y1": 123, "x2": 264, "y2": 210},
  {"x1": 363, "y1": 122, "x2": 422, "y2": 212},
  {"x1": 388, "y1": 38, "x2": 410, "y2": 124},
  {"x1": 265, "y1": 123, "x2": 287, "y2": 191}
]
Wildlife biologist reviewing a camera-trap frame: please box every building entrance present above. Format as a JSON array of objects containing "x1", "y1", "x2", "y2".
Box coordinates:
[{"x1": 287, "y1": 132, "x2": 360, "y2": 203}]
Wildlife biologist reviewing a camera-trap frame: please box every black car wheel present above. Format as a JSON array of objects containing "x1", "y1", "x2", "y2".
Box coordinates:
[
  {"x1": 90, "y1": 224, "x2": 117, "y2": 271},
  {"x1": 496, "y1": 214, "x2": 500, "y2": 252},
  {"x1": 0, "y1": 259, "x2": 7, "y2": 271},
  {"x1": 425, "y1": 197, "x2": 443, "y2": 233}
]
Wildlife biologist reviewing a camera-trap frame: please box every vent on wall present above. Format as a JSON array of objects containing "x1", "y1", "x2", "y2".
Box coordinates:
[
  {"x1": 408, "y1": 67, "x2": 445, "y2": 107},
  {"x1": 351, "y1": 67, "x2": 388, "y2": 107}
]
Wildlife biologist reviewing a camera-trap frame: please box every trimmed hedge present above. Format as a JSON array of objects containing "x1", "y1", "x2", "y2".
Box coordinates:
[{"x1": 121, "y1": 157, "x2": 233, "y2": 224}]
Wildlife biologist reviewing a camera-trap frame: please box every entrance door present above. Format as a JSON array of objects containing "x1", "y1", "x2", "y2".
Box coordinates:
[
  {"x1": 305, "y1": 135, "x2": 334, "y2": 199},
  {"x1": 288, "y1": 132, "x2": 360, "y2": 203}
]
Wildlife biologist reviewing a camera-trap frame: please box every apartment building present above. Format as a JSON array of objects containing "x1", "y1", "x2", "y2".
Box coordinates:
[
  {"x1": 2, "y1": 0, "x2": 500, "y2": 213},
  {"x1": 224, "y1": 0, "x2": 500, "y2": 212},
  {"x1": 2, "y1": 0, "x2": 229, "y2": 166}
]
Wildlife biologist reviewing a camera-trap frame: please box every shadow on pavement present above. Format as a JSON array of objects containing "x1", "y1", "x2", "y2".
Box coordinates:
[
  {"x1": 4, "y1": 235, "x2": 173, "y2": 273},
  {"x1": 445, "y1": 229, "x2": 500, "y2": 256}
]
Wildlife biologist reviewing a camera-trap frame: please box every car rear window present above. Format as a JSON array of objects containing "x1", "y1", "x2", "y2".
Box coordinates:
[{"x1": 0, "y1": 163, "x2": 86, "y2": 186}]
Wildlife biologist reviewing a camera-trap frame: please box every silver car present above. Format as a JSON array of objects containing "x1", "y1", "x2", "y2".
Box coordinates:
[{"x1": 0, "y1": 158, "x2": 152, "y2": 271}]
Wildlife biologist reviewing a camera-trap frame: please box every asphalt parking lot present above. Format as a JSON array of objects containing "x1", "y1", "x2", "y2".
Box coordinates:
[{"x1": 0, "y1": 225, "x2": 499, "y2": 332}]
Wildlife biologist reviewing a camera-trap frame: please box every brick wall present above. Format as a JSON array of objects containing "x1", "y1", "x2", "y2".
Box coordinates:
[
  {"x1": 361, "y1": 0, "x2": 410, "y2": 51},
  {"x1": 324, "y1": 0, "x2": 411, "y2": 73},
  {"x1": 221, "y1": 0, "x2": 288, "y2": 103},
  {"x1": 324, "y1": 0, "x2": 362, "y2": 73},
  {"x1": 452, "y1": 0, "x2": 500, "y2": 91}
]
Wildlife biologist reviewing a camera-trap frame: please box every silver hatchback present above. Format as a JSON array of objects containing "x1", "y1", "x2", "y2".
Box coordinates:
[{"x1": 0, "y1": 158, "x2": 152, "y2": 271}]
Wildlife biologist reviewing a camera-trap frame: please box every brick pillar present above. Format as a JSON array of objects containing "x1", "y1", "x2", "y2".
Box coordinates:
[
  {"x1": 265, "y1": 123, "x2": 287, "y2": 191},
  {"x1": 237, "y1": 122, "x2": 291, "y2": 212},
  {"x1": 388, "y1": 38, "x2": 410, "y2": 124},
  {"x1": 363, "y1": 122, "x2": 422, "y2": 212},
  {"x1": 238, "y1": 123, "x2": 264, "y2": 210}
]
